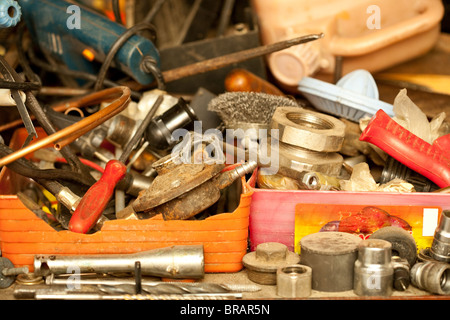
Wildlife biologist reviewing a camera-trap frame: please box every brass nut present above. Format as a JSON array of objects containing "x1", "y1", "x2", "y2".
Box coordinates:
[
  {"x1": 271, "y1": 107, "x2": 345, "y2": 152},
  {"x1": 276, "y1": 264, "x2": 312, "y2": 298}
]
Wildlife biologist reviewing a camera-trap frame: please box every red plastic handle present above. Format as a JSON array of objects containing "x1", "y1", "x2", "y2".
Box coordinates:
[
  {"x1": 69, "y1": 160, "x2": 127, "y2": 233},
  {"x1": 360, "y1": 110, "x2": 450, "y2": 188}
]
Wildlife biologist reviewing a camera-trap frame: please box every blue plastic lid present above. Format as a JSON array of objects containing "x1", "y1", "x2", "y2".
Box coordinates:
[
  {"x1": 0, "y1": 0, "x2": 21, "y2": 28},
  {"x1": 298, "y1": 69, "x2": 394, "y2": 122}
]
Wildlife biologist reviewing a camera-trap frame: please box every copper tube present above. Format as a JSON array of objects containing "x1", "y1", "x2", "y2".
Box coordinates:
[{"x1": 0, "y1": 86, "x2": 131, "y2": 168}]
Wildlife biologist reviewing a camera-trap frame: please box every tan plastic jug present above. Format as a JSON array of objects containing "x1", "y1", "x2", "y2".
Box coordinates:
[{"x1": 251, "y1": 0, "x2": 444, "y2": 87}]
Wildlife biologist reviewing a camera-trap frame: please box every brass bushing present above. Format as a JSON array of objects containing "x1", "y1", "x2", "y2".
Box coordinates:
[
  {"x1": 271, "y1": 107, "x2": 345, "y2": 152},
  {"x1": 242, "y1": 242, "x2": 300, "y2": 285}
]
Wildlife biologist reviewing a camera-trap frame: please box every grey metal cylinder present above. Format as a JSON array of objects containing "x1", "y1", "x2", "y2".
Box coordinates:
[
  {"x1": 410, "y1": 261, "x2": 450, "y2": 295},
  {"x1": 33, "y1": 245, "x2": 204, "y2": 279},
  {"x1": 430, "y1": 210, "x2": 450, "y2": 263},
  {"x1": 353, "y1": 239, "x2": 394, "y2": 297},
  {"x1": 276, "y1": 264, "x2": 312, "y2": 298},
  {"x1": 299, "y1": 232, "x2": 362, "y2": 292}
]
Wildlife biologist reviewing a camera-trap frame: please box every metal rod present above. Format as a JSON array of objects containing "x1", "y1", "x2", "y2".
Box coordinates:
[
  {"x1": 46, "y1": 275, "x2": 262, "y2": 293},
  {"x1": 33, "y1": 291, "x2": 242, "y2": 300},
  {"x1": 162, "y1": 33, "x2": 324, "y2": 83}
]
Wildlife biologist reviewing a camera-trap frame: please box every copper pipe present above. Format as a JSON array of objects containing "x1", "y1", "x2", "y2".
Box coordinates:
[{"x1": 0, "y1": 86, "x2": 131, "y2": 168}]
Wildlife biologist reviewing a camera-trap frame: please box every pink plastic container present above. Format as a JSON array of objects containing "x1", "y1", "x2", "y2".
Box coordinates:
[
  {"x1": 251, "y1": 0, "x2": 444, "y2": 87},
  {"x1": 249, "y1": 188, "x2": 450, "y2": 252}
]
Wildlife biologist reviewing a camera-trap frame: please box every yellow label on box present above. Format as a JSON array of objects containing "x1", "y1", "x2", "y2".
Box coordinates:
[{"x1": 294, "y1": 204, "x2": 440, "y2": 254}]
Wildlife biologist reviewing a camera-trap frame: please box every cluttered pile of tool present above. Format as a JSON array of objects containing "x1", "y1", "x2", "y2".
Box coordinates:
[
  {"x1": 0, "y1": 0, "x2": 449, "y2": 300},
  {"x1": 243, "y1": 214, "x2": 450, "y2": 298}
]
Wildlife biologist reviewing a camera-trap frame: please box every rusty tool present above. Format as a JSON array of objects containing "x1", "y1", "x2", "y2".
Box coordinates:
[
  {"x1": 160, "y1": 33, "x2": 324, "y2": 83},
  {"x1": 68, "y1": 95, "x2": 164, "y2": 234}
]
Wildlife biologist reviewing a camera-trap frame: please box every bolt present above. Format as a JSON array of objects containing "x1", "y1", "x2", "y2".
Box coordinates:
[
  {"x1": 2, "y1": 266, "x2": 29, "y2": 276},
  {"x1": 255, "y1": 242, "x2": 288, "y2": 262}
]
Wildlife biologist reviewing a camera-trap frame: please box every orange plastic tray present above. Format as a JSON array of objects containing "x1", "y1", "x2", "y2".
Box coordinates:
[{"x1": 0, "y1": 128, "x2": 254, "y2": 273}]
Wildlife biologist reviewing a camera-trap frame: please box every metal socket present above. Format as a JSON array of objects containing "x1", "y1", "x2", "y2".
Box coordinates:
[
  {"x1": 411, "y1": 261, "x2": 450, "y2": 295},
  {"x1": 33, "y1": 245, "x2": 205, "y2": 280},
  {"x1": 430, "y1": 210, "x2": 450, "y2": 262},
  {"x1": 353, "y1": 239, "x2": 394, "y2": 297},
  {"x1": 271, "y1": 107, "x2": 345, "y2": 152},
  {"x1": 242, "y1": 242, "x2": 300, "y2": 285},
  {"x1": 276, "y1": 264, "x2": 312, "y2": 298},
  {"x1": 300, "y1": 232, "x2": 362, "y2": 292}
]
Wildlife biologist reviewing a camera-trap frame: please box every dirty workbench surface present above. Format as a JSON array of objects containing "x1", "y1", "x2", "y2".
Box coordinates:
[{"x1": 0, "y1": 270, "x2": 444, "y2": 301}]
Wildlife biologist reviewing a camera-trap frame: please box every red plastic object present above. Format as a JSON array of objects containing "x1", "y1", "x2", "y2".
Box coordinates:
[
  {"x1": 359, "y1": 109, "x2": 450, "y2": 188},
  {"x1": 69, "y1": 160, "x2": 127, "y2": 234}
]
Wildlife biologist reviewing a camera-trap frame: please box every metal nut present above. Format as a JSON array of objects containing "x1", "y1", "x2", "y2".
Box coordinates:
[
  {"x1": 276, "y1": 264, "x2": 312, "y2": 298},
  {"x1": 271, "y1": 107, "x2": 345, "y2": 152},
  {"x1": 411, "y1": 261, "x2": 450, "y2": 295},
  {"x1": 278, "y1": 141, "x2": 344, "y2": 176},
  {"x1": 242, "y1": 242, "x2": 300, "y2": 285}
]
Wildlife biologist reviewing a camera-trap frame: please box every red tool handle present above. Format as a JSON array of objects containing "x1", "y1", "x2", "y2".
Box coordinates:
[
  {"x1": 69, "y1": 160, "x2": 127, "y2": 234},
  {"x1": 360, "y1": 109, "x2": 450, "y2": 188}
]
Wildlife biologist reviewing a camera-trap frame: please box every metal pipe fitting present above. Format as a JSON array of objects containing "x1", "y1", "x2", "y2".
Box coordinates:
[
  {"x1": 271, "y1": 107, "x2": 345, "y2": 153},
  {"x1": 430, "y1": 210, "x2": 450, "y2": 262},
  {"x1": 33, "y1": 245, "x2": 204, "y2": 280},
  {"x1": 353, "y1": 239, "x2": 394, "y2": 297},
  {"x1": 276, "y1": 264, "x2": 312, "y2": 298},
  {"x1": 278, "y1": 141, "x2": 344, "y2": 177},
  {"x1": 410, "y1": 261, "x2": 450, "y2": 295},
  {"x1": 300, "y1": 232, "x2": 362, "y2": 292}
]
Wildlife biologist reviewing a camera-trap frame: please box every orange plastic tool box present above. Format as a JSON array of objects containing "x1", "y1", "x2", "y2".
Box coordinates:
[{"x1": 0, "y1": 128, "x2": 254, "y2": 273}]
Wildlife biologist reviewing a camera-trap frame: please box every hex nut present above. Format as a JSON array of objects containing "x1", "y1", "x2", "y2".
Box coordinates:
[
  {"x1": 271, "y1": 107, "x2": 345, "y2": 152},
  {"x1": 277, "y1": 264, "x2": 312, "y2": 298},
  {"x1": 242, "y1": 242, "x2": 300, "y2": 285}
]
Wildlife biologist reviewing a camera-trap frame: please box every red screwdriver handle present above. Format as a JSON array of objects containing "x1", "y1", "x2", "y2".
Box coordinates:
[
  {"x1": 69, "y1": 160, "x2": 127, "y2": 233},
  {"x1": 360, "y1": 110, "x2": 450, "y2": 188}
]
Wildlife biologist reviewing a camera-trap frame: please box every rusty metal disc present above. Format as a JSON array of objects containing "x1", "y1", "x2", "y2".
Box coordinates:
[{"x1": 132, "y1": 162, "x2": 225, "y2": 212}]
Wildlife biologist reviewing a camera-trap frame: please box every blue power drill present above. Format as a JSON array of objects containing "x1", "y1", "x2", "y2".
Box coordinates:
[{"x1": 18, "y1": 0, "x2": 160, "y2": 86}]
